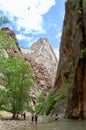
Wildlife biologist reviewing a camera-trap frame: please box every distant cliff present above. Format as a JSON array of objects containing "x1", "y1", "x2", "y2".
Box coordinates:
[
  {"x1": 21, "y1": 38, "x2": 58, "y2": 84},
  {"x1": 53, "y1": 0, "x2": 86, "y2": 119}
]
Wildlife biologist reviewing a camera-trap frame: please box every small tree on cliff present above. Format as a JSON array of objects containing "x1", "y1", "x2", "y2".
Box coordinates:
[{"x1": 0, "y1": 54, "x2": 35, "y2": 119}]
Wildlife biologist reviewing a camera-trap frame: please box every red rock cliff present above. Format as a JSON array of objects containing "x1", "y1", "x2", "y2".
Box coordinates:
[{"x1": 54, "y1": 0, "x2": 86, "y2": 119}]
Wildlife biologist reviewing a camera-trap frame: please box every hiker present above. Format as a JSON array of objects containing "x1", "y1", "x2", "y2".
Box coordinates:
[
  {"x1": 31, "y1": 113, "x2": 34, "y2": 122},
  {"x1": 55, "y1": 114, "x2": 58, "y2": 120},
  {"x1": 35, "y1": 114, "x2": 38, "y2": 122},
  {"x1": 23, "y1": 112, "x2": 26, "y2": 120}
]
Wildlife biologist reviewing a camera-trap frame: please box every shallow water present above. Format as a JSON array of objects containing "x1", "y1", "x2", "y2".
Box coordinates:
[{"x1": 18, "y1": 118, "x2": 86, "y2": 130}]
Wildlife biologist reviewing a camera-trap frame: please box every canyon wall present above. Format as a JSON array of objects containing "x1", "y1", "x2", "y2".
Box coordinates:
[{"x1": 54, "y1": 0, "x2": 86, "y2": 119}]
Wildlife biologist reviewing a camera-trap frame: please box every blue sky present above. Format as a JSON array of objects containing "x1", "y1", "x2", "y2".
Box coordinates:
[{"x1": 0, "y1": 0, "x2": 66, "y2": 58}]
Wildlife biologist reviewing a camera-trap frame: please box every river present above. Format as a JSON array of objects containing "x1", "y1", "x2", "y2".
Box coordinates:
[{"x1": 17, "y1": 118, "x2": 86, "y2": 130}]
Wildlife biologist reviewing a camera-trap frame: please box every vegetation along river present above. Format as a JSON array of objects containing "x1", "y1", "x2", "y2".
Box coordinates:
[{"x1": 16, "y1": 118, "x2": 86, "y2": 130}]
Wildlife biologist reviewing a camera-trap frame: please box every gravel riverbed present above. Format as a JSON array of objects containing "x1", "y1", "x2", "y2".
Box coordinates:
[
  {"x1": 0, "y1": 118, "x2": 31, "y2": 130},
  {"x1": 0, "y1": 113, "x2": 59, "y2": 130}
]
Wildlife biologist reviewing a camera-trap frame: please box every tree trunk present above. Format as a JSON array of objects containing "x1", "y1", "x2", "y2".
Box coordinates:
[{"x1": 12, "y1": 112, "x2": 16, "y2": 119}]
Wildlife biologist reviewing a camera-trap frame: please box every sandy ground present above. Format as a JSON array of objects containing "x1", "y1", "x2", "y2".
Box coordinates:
[
  {"x1": 0, "y1": 115, "x2": 50, "y2": 130},
  {"x1": 0, "y1": 111, "x2": 32, "y2": 130},
  {"x1": 0, "y1": 119, "x2": 31, "y2": 130}
]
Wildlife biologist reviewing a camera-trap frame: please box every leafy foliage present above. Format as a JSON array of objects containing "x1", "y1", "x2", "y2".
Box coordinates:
[
  {"x1": 0, "y1": 54, "x2": 35, "y2": 118},
  {"x1": 83, "y1": 0, "x2": 86, "y2": 8},
  {"x1": 35, "y1": 64, "x2": 75, "y2": 115},
  {"x1": 80, "y1": 48, "x2": 86, "y2": 59},
  {"x1": 0, "y1": 30, "x2": 35, "y2": 119},
  {"x1": 71, "y1": 0, "x2": 77, "y2": 6},
  {"x1": 0, "y1": 89, "x2": 6, "y2": 107},
  {"x1": 35, "y1": 91, "x2": 55, "y2": 115},
  {"x1": 0, "y1": 29, "x2": 16, "y2": 51},
  {"x1": 54, "y1": 82, "x2": 71, "y2": 109}
]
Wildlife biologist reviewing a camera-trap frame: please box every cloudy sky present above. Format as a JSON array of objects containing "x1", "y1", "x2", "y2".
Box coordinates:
[{"x1": 0, "y1": 0, "x2": 66, "y2": 58}]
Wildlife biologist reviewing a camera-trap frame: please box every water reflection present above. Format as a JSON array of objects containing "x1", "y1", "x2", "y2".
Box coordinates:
[
  {"x1": 30, "y1": 123, "x2": 38, "y2": 130},
  {"x1": 19, "y1": 118, "x2": 86, "y2": 130}
]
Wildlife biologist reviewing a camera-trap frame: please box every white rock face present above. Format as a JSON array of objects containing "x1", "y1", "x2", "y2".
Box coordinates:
[
  {"x1": 21, "y1": 38, "x2": 58, "y2": 72},
  {"x1": 21, "y1": 48, "x2": 34, "y2": 54}
]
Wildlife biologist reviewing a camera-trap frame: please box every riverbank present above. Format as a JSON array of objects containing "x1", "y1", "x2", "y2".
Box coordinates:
[
  {"x1": 0, "y1": 118, "x2": 31, "y2": 130},
  {"x1": 0, "y1": 111, "x2": 32, "y2": 130},
  {"x1": 0, "y1": 116, "x2": 53, "y2": 130},
  {"x1": 1, "y1": 115, "x2": 86, "y2": 130},
  {"x1": 0, "y1": 115, "x2": 55, "y2": 130},
  {"x1": 0, "y1": 111, "x2": 64, "y2": 130}
]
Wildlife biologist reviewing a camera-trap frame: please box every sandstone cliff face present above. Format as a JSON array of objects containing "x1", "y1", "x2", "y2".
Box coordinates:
[
  {"x1": 21, "y1": 38, "x2": 58, "y2": 85},
  {"x1": 54, "y1": 0, "x2": 86, "y2": 119},
  {"x1": 54, "y1": 0, "x2": 73, "y2": 90},
  {"x1": 71, "y1": 0, "x2": 86, "y2": 119},
  {"x1": 21, "y1": 38, "x2": 58, "y2": 106},
  {"x1": 30, "y1": 38, "x2": 58, "y2": 72},
  {"x1": 24, "y1": 57, "x2": 52, "y2": 106}
]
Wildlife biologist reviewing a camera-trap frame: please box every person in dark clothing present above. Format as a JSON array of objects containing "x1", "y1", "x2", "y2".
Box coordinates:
[
  {"x1": 31, "y1": 114, "x2": 34, "y2": 122},
  {"x1": 35, "y1": 114, "x2": 38, "y2": 122},
  {"x1": 55, "y1": 114, "x2": 58, "y2": 120},
  {"x1": 23, "y1": 113, "x2": 26, "y2": 120}
]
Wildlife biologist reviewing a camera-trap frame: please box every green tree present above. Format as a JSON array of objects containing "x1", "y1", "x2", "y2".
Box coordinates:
[
  {"x1": 0, "y1": 54, "x2": 35, "y2": 119},
  {"x1": 0, "y1": 29, "x2": 16, "y2": 51},
  {"x1": 35, "y1": 90, "x2": 55, "y2": 115}
]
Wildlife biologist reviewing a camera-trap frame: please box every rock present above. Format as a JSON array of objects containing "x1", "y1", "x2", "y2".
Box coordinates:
[
  {"x1": 53, "y1": 0, "x2": 86, "y2": 119},
  {"x1": 21, "y1": 38, "x2": 58, "y2": 84}
]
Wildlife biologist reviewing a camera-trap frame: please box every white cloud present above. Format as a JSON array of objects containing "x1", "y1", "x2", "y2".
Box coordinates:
[
  {"x1": 0, "y1": 0, "x2": 55, "y2": 33},
  {"x1": 28, "y1": 0, "x2": 55, "y2": 15},
  {"x1": 54, "y1": 48, "x2": 59, "y2": 59},
  {"x1": 16, "y1": 34, "x2": 39, "y2": 47},
  {"x1": 16, "y1": 34, "x2": 33, "y2": 41}
]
